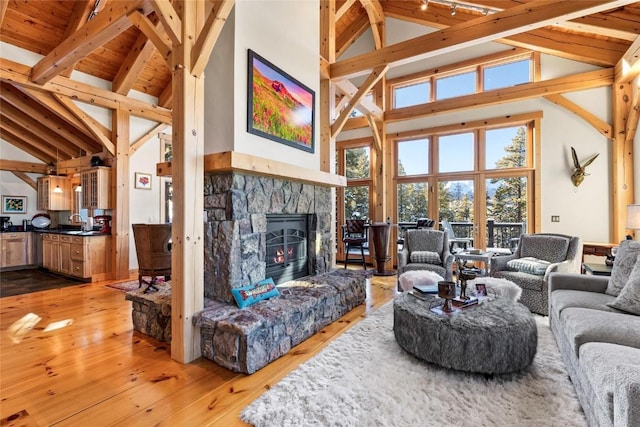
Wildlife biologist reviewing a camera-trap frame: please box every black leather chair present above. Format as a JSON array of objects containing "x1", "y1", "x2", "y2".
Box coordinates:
[
  {"x1": 132, "y1": 223, "x2": 172, "y2": 293},
  {"x1": 343, "y1": 219, "x2": 368, "y2": 270}
]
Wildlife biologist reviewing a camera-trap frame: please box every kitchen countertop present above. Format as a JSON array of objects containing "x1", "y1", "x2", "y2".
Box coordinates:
[{"x1": 32, "y1": 229, "x2": 110, "y2": 237}]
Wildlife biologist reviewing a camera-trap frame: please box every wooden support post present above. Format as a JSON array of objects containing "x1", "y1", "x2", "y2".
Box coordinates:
[
  {"x1": 113, "y1": 107, "x2": 130, "y2": 280},
  {"x1": 612, "y1": 80, "x2": 635, "y2": 241}
]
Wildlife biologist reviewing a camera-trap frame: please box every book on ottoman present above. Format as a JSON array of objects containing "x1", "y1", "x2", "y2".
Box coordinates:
[
  {"x1": 413, "y1": 284, "x2": 438, "y2": 295},
  {"x1": 452, "y1": 296, "x2": 479, "y2": 308}
]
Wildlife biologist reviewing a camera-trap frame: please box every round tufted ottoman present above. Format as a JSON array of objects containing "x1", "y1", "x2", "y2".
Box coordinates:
[{"x1": 393, "y1": 292, "x2": 537, "y2": 374}]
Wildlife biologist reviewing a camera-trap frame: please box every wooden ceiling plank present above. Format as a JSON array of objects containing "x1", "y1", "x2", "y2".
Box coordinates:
[
  {"x1": 151, "y1": 0, "x2": 182, "y2": 45},
  {"x1": 336, "y1": 0, "x2": 357, "y2": 19},
  {"x1": 130, "y1": 123, "x2": 168, "y2": 154},
  {"x1": 381, "y1": 1, "x2": 633, "y2": 70},
  {"x1": 53, "y1": 94, "x2": 116, "y2": 155},
  {"x1": 543, "y1": 94, "x2": 613, "y2": 139},
  {"x1": 31, "y1": 0, "x2": 148, "y2": 85},
  {"x1": 0, "y1": 83, "x2": 102, "y2": 154},
  {"x1": 191, "y1": 0, "x2": 235, "y2": 77},
  {"x1": 385, "y1": 68, "x2": 614, "y2": 123},
  {"x1": 113, "y1": 21, "x2": 163, "y2": 95},
  {"x1": 555, "y1": 21, "x2": 637, "y2": 42},
  {"x1": 0, "y1": 160, "x2": 48, "y2": 174},
  {"x1": 0, "y1": 0, "x2": 8, "y2": 27},
  {"x1": 11, "y1": 171, "x2": 38, "y2": 191},
  {"x1": 336, "y1": 12, "x2": 369, "y2": 58},
  {"x1": 331, "y1": 64, "x2": 388, "y2": 137},
  {"x1": 127, "y1": 11, "x2": 172, "y2": 60},
  {"x1": 1, "y1": 58, "x2": 172, "y2": 123}
]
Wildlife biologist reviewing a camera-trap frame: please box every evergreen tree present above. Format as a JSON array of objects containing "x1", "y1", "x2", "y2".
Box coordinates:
[{"x1": 488, "y1": 127, "x2": 527, "y2": 223}]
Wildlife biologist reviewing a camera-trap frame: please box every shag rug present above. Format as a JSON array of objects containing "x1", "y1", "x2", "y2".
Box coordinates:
[{"x1": 241, "y1": 300, "x2": 586, "y2": 427}]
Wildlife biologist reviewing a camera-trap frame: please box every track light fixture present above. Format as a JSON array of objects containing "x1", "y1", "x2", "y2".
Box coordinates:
[
  {"x1": 420, "y1": 0, "x2": 428, "y2": 11},
  {"x1": 450, "y1": 4, "x2": 456, "y2": 15},
  {"x1": 422, "y1": 0, "x2": 498, "y2": 16}
]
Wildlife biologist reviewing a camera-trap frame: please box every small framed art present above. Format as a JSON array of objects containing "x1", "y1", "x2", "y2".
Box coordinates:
[
  {"x1": 2, "y1": 195, "x2": 27, "y2": 213},
  {"x1": 135, "y1": 172, "x2": 152, "y2": 190}
]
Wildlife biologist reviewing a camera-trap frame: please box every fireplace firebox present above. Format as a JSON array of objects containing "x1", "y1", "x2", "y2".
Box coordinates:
[{"x1": 266, "y1": 214, "x2": 309, "y2": 284}]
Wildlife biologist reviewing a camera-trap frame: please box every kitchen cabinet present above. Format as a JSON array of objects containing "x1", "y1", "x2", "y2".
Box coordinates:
[
  {"x1": 37, "y1": 176, "x2": 71, "y2": 211},
  {"x1": 42, "y1": 233, "x2": 111, "y2": 281},
  {"x1": 81, "y1": 167, "x2": 111, "y2": 209},
  {"x1": 0, "y1": 232, "x2": 32, "y2": 268}
]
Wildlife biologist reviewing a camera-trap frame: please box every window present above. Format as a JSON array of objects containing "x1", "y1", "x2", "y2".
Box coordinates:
[
  {"x1": 486, "y1": 126, "x2": 527, "y2": 170},
  {"x1": 435, "y1": 71, "x2": 476, "y2": 100},
  {"x1": 345, "y1": 146, "x2": 370, "y2": 179},
  {"x1": 397, "y1": 182, "x2": 429, "y2": 222},
  {"x1": 483, "y1": 59, "x2": 531, "y2": 91},
  {"x1": 397, "y1": 138, "x2": 429, "y2": 176},
  {"x1": 438, "y1": 133, "x2": 474, "y2": 173},
  {"x1": 393, "y1": 81, "x2": 430, "y2": 108}
]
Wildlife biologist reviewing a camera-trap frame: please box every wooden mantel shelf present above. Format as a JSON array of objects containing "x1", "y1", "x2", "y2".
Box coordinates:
[{"x1": 157, "y1": 151, "x2": 346, "y2": 188}]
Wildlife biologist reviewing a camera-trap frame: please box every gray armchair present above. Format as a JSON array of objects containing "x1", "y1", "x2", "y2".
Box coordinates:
[
  {"x1": 490, "y1": 233, "x2": 582, "y2": 315},
  {"x1": 397, "y1": 229, "x2": 454, "y2": 282}
]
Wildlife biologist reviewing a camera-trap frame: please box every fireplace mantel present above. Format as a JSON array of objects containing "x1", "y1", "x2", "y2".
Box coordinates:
[{"x1": 157, "y1": 151, "x2": 346, "y2": 188}]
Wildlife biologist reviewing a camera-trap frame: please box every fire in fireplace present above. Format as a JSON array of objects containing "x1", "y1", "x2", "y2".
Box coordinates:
[{"x1": 266, "y1": 214, "x2": 309, "y2": 284}]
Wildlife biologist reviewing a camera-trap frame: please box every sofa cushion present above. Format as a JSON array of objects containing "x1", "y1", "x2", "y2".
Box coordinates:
[
  {"x1": 550, "y1": 289, "x2": 618, "y2": 319},
  {"x1": 231, "y1": 277, "x2": 280, "y2": 309},
  {"x1": 606, "y1": 239, "x2": 640, "y2": 296},
  {"x1": 507, "y1": 257, "x2": 550, "y2": 275},
  {"x1": 579, "y1": 342, "x2": 640, "y2": 423},
  {"x1": 607, "y1": 257, "x2": 640, "y2": 315},
  {"x1": 410, "y1": 250, "x2": 441, "y2": 265},
  {"x1": 520, "y1": 235, "x2": 569, "y2": 263},
  {"x1": 559, "y1": 307, "x2": 640, "y2": 357}
]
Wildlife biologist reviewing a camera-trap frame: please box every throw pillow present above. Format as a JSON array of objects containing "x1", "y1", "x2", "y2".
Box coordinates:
[
  {"x1": 410, "y1": 251, "x2": 441, "y2": 265},
  {"x1": 231, "y1": 277, "x2": 279, "y2": 309},
  {"x1": 606, "y1": 240, "x2": 640, "y2": 296},
  {"x1": 607, "y1": 258, "x2": 640, "y2": 315},
  {"x1": 506, "y1": 256, "x2": 551, "y2": 275}
]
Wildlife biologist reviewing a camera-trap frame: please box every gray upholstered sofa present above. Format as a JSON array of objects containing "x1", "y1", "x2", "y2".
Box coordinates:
[
  {"x1": 490, "y1": 233, "x2": 582, "y2": 315},
  {"x1": 548, "y1": 239, "x2": 640, "y2": 427}
]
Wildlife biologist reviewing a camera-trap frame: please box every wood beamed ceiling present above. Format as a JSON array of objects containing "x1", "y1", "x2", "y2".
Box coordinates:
[{"x1": 0, "y1": 0, "x2": 638, "y2": 171}]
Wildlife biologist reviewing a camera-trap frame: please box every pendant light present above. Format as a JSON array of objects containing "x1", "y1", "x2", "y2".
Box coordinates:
[{"x1": 53, "y1": 148, "x2": 63, "y2": 193}]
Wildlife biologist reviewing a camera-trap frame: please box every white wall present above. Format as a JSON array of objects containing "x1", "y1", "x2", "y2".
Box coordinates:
[
  {"x1": 338, "y1": 18, "x2": 618, "y2": 244},
  {"x1": 203, "y1": 0, "x2": 321, "y2": 170},
  {"x1": 0, "y1": 141, "x2": 42, "y2": 225}
]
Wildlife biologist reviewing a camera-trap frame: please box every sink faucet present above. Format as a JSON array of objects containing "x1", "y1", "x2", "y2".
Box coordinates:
[{"x1": 69, "y1": 213, "x2": 86, "y2": 230}]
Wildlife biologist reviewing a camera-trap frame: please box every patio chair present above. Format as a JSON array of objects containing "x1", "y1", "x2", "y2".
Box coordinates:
[{"x1": 440, "y1": 219, "x2": 473, "y2": 252}]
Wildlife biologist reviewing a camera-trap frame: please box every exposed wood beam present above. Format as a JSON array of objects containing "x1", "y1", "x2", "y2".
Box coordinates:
[
  {"x1": 127, "y1": 11, "x2": 172, "y2": 61},
  {"x1": 0, "y1": 0, "x2": 8, "y2": 27},
  {"x1": 191, "y1": 0, "x2": 235, "y2": 77},
  {"x1": 625, "y1": 87, "x2": 640, "y2": 144},
  {"x1": 616, "y1": 34, "x2": 640, "y2": 84},
  {"x1": 366, "y1": 114, "x2": 382, "y2": 153},
  {"x1": 59, "y1": 0, "x2": 96, "y2": 78},
  {"x1": 320, "y1": 0, "x2": 336, "y2": 65},
  {"x1": 12, "y1": 171, "x2": 37, "y2": 191},
  {"x1": 320, "y1": 0, "x2": 336, "y2": 177},
  {"x1": 331, "y1": 65, "x2": 388, "y2": 138},
  {"x1": 18, "y1": 86, "x2": 98, "y2": 141},
  {"x1": 0, "y1": 129, "x2": 53, "y2": 164},
  {"x1": 613, "y1": 81, "x2": 634, "y2": 241},
  {"x1": 332, "y1": 0, "x2": 637, "y2": 79},
  {"x1": 113, "y1": 19, "x2": 164, "y2": 95},
  {"x1": 158, "y1": 83, "x2": 173, "y2": 108},
  {"x1": 53, "y1": 94, "x2": 116, "y2": 155},
  {"x1": 0, "y1": 118, "x2": 63, "y2": 160},
  {"x1": 384, "y1": 68, "x2": 613, "y2": 123},
  {"x1": 336, "y1": 0, "x2": 357, "y2": 19},
  {"x1": 543, "y1": 94, "x2": 613, "y2": 140},
  {"x1": 129, "y1": 123, "x2": 168, "y2": 154},
  {"x1": 336, "y1": 12, "x2": 369, "y2": 58},
  {"x1": 555, "y1": 21, "x2": 637, "y2": 42},
  {"x1": 0, "y1": 160, "x2": 47, "y2": 174},
  {"x1": 1, "y1": 58, "x2": 172, "y2": 123},
  {"x1": 334, "y1": 79, "x2": 383, "y2": 118},
  {"x1": 31, "y1": 0, "x2": 148, "y2": 85},
  {"x1": 151, "y1": 0, "x2": 182, "y2": 45},
  {"x1": 359, "y1": 0, "x2": 384, "y2": 49}
]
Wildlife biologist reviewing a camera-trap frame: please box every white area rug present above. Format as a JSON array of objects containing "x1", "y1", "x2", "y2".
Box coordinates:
[{"x1": 241, "y1": 300, "x2": 586, "y2": 427}]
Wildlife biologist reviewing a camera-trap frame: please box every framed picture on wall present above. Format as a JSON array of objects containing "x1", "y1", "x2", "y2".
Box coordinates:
[
  {"x1": 135, "y1": 172, "x2": 152, "y2": 190},
  {"x1": 247, "y1": 49, "x2": 315, "y2": 153},
  {"x1": 2, "y1": 195, "x2": 27, "y2": 213}
]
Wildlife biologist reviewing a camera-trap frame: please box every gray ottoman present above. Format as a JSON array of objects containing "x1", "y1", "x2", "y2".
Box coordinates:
[{"x1": 393, "y1": 292, "x2": 537, "y2": 374}]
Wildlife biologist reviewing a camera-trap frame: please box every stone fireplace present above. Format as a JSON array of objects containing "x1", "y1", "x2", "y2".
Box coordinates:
[
  {"x1": 203, "y1": 172, "x2": 333, "y2": 303},
  {"x1": 265, "y1": 214, "x2": 309, "y2": 284}
]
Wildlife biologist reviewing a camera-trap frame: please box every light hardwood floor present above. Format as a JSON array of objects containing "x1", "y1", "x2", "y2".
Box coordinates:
[{"x1": 0, "y1": 269, "x2": 397, "y2": 426}]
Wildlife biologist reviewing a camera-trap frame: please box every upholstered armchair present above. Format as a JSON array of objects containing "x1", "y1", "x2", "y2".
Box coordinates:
[
  {"x1": 397, "y1": 229, "x2": 454, "y2": 282},
  {"x1": 490, "y1": 233, "x2": 583, "y2": 315}
]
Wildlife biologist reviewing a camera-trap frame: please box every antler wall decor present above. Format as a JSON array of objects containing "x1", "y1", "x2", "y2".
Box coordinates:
[{"x1": 571, "y1": 146, "x2": 599, "y2": 187}]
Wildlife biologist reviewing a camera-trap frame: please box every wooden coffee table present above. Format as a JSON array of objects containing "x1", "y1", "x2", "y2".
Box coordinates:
[{"x1": 393, "y1": 292, "x2": 537, "y2": 374}]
